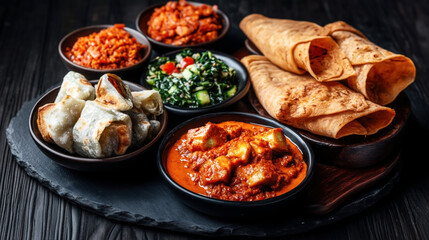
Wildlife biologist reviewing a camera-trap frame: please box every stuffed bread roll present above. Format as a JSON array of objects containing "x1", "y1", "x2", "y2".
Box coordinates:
[
  {"x1": 126, "y1": 90, "x2": 163, "y2": 146},
  {"x1": 126, "y1": 110, "x2": 162, "y2": 146},
  {"x1": 241, "y1": 55, "x2": 395, "y2": 139},
  {"x1": 37, "y1": 95, "x2": 86, "y2": 153},
  {"x1": 239, "y1": 14, "x2": 355, "y2": 82},
  {"x1": 131, "y1": 90, "x2": 163, "y2": 116},
  {"x1": 95, "y1": 73, "x2": 133, "y2": 111},
  {"x1": 127, "y1": 110, "x2": 151, "y2": 146},
  {"x1": 55, "y1": 71, "x2": 95, "y2": 102},
  {"x1": 324, "y1": 21, "x2": 416, "y2": 105},
  {"x1": 149, "y1": 120, "x2": 161, "y2": 138},
  {"x1": 73, "y1": 101, "x2": 132, "y2": 158}
]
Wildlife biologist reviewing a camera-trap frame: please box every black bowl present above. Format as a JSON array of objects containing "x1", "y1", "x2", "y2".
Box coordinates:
[
  {"x1": 135, "y1": 1, "x2": 230, "y2": 50},
  {"x1": 157, "y1": 112, "x2": 315, "y2": 218},
  {"x1": 29, "y1": 80, "x2": 168, "y2": 172},
  {"x1": 142, "y1": 49, "x2": 250, "y2": 116},
  {"x1": 58, "y1": 25, "x2": 152, "y2": 81}
]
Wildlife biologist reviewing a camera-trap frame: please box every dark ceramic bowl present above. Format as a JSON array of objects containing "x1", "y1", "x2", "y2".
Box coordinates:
[
  {"x1": 157, "y1": 112, "x2": 315, "y2": 218},
  {"x1": 58, "y1": 25, "x2": 152, "y2": 80},
  {"x1": 29, "y1": 80, "x2": 168, "y2": 172},
  {"x1": 135, "y1": 1, "x2": 230, "y2": 50},
  {"x1": 142, "y1": 49, "x2": 250, "y2": 116}
]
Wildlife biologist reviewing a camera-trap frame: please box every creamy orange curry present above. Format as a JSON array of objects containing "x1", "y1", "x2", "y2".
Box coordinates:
[{"x1": 166, "y1": 121, "x2": 307, "y2": 201}]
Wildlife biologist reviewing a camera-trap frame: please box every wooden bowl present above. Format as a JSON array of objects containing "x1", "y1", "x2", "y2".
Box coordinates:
[{"x1": 29, "y1": 80, "x2": 167, "y2": 172}]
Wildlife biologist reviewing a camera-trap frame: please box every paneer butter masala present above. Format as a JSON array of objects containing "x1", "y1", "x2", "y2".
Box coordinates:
[{"x1": 166, "y1": 121, "x2": 307, "y2": 201}]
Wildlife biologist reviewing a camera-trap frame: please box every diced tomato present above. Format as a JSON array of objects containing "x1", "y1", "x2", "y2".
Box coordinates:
[
  {"x1": 180, "y1": 56, "x2": 194, "y2": 69},
  {"x1": 160, "y1": 62, "x2": 178, "y2": 75}
]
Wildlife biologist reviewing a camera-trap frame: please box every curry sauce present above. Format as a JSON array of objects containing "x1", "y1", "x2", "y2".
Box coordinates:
[{"x1": 166, "y1": 121, "x2": 307, "y2": 201}]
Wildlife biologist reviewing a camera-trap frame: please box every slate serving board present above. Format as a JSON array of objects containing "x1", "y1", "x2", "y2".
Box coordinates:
[{"x1": 6, "y1": 96, "x2": 400, "y2": 237}]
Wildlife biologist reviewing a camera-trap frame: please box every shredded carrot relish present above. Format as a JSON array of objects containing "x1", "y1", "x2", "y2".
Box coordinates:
[
  {"x1": 147, "y1": 0, "x2": 222, "y2": 45},
  {"x1": 65, "y1": 24, "x2": 145, "y2": 70}
]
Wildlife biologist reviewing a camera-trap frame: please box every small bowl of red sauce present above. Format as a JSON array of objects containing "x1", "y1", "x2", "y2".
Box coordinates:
[
  {"x1": 135, "y1": 0, "x2": 230, "y2": 50},
  {"x1": 157, "y1": 112, "x2": 315, "y2": 218},
  {"x1": 58, "y1": 24, "x2": 152, "y2": 80}
]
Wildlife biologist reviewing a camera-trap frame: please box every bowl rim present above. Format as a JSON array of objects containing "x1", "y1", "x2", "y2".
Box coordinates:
[
  {"x1": 58, "y1": 24, "x2": 152, "y2": 73},
  {"x1": 143, "y1": 48, "x2": 250, "y2": 115},
  {"x1": 29, "y1": 79, "x2": 168, "y2": 164},
  {"x1": 157, "y1": 111, "x2": 315, "y2": 207},
  {"x1": 135, "y1": 1, "x2": 231, "y2": 48}
]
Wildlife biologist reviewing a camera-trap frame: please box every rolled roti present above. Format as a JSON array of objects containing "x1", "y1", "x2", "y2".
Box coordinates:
[
  {"x1": 324, "y1": 21, "x2": 416, "y2": 105},
  {"x1": 73, "y1": 101, "x2": 132, "y2": 158},
  {"x1": 127, "y1": 90, "x2": 163, "y2": 146},
  {"x1": 126, "y1": 110, "x2": 162, "y2": 146},
  {"x1": 55, "y1": 71, "x2": 95, "y2": 102},
  {"x1": 127, "y1": 110, "x2": 152, "y2": 146},
  {"x1": 37, "y1": 95, "x2": 86, "y2": 153},
  {"x1": 240, "y1": 14, "x2": 355, "y2": 82},
  {"x1": 241, "y1": 55, "x2": 395, "y2": 139},
  {"x1": 95, "y1": 73, "x2": 133, "y2": 111},
  {"x1": 131, "y1": 90, "x2": 163, "y2": 116}
]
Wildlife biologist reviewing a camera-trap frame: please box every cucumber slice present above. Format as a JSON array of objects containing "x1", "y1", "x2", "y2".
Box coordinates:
[
  {"x1": 195, "y1": 90, "x2": 210, "y2": 106},
  {"x1": 146, "y1": 79, "x2": 155, "y2": 86},
  {"x1": 226, "y1": 85, "x2": 237, "y2": 97},
  {"x1": 182, "y1": 64, "x2": 197, "y2": 80},
  {"x1": 194, "y1": 86, "x2": 205, "y2": 92},
  {"x1": 168, "y1": 85, "x2": 178, "y2": 94}
]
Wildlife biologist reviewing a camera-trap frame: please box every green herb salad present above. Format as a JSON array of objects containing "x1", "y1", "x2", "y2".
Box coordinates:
[{"x1": 146, "y1": 49, "x2": 237, "y2": 108}]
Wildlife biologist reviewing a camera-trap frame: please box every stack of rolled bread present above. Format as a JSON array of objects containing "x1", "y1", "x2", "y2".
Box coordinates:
[{"x1": 240, "y1": 14, "x2": 415, "y2": 139}]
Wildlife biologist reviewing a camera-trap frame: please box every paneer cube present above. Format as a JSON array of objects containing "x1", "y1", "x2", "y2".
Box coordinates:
[
  {"x1": 255, "y1": 128, "x2": 289, "y2": 153},
  {"x1": 226, "y1": 140, "x2": 251, "y2": 166},
  {"x1": 249, "y1": 138, "x2": 272, "y2": 160},
  {"x1": 200, "y1": 156, "x2": 233, "y2": 185},
  {"x1": 245, "y1": 161, "x2": 278, "y2": 187},
  {"x1": 186, "y1": 123, "x2": 229, "y2": 152},
  {"x1": 221, "y1": 124, "x2": 243, "y2": 139}
]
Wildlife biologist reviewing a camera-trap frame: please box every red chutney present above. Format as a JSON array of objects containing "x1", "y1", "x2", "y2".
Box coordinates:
[
  {"x1": 147, "y1": 0, "x2": 222, "y2": 45},
  {"x1": 65, "y1": 24, "x2": 144, "y2": 70},
  {"x1": 166, "y1": 121, "x2": 307, "y2": 201}
]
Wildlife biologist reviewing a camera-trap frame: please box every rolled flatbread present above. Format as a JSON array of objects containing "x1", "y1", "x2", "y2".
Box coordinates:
[
  {"x1": 55, "y1": 71, "x2": 95, "y2": 102},
  {"x1": 149, "y1": 120, "x2": 161, "y2": 138},
  {"x1": 126, "y1": 110, "x2": 161, "y2": 146},
  {"x1": 73, "y1": 101, "x2": 132, "y2": 158},
  {"x1": 127, "y1": 90, "x2": 163, "y2": 145},
  {"x1": 37, "y1": 95, "x2": 86, "y2": 153},
  {"x1": 239, "y1": 14, "x2": 355, "y2": 82},
  {"x1": 127, "y1": 110, "x2": 152, "y2": 146},
  {"x1": 324, "y1": 21, "x2": 416, "y2": 105},
  {"x1": 95, "y1": 73, "x2": 133, "y2": 111},
  {"x1": 131, "y1": 90, "x2": 163, "y2": 116},
  {"x1": 241, "y1": 55, "x2": 395, "y2": 139}
]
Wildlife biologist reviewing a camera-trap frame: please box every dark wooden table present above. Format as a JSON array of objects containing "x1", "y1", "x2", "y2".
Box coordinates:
[{"x1": 2, "y1": 0, "x2": 429, "y2": 239}]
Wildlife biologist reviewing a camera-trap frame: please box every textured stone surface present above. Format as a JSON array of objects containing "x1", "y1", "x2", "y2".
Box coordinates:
[{"x1": 6, "y1": 98, "x2": 399, "y2": 237}]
